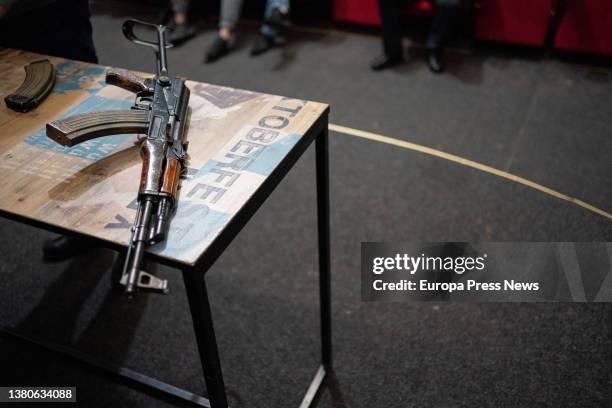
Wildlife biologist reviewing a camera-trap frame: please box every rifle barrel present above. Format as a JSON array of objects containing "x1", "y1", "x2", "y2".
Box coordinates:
[{"x1": 123, "y1": 198, "x2": 154, "y2": 295}]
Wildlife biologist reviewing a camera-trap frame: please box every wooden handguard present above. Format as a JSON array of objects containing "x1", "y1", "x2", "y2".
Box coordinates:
[
  {"x1": 105, "y1": 68, "x2": 154, "y2": 94},
  {"x1": 46, "y1": 109, "x2": 149, "y2": 147},
  {"x1": 138, "y1": 140, "x2": 152, "y2": 192},
  {"x1": 5, "y1": 59, "x2": 55, "y2": 113},
  {"x1": 161, "y1": 158, "x2": 181, "y2": 197}
]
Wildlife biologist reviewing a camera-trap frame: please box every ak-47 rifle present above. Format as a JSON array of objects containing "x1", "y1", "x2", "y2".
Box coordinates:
[{"x1": 46, "y1": 20, "x2": 190, "y2": 296}]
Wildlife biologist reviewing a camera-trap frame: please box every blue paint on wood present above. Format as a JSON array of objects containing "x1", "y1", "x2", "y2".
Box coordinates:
[
  {"x1": 53, "y1": 61, "x2": 106, "y2": 95},
  {"x1": 153, "y1": 201, "x2": 231, "y2": 258},
  {"x1": 246, "y1": 133, "x2": 301, "y2": 176}
]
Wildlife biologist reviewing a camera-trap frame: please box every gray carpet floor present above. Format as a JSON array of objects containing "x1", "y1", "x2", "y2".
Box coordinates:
[{"x1": 1, "y1": 1, "x2": 611, "y2": 407}]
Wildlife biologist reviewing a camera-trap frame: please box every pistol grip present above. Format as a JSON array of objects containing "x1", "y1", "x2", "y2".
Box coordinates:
[
  {"x1": 46, "y1": 109, "x2": 149, "y2": 147},
  {"x1": 106, "y1": 68, "x2": 154, "y2": 94}
]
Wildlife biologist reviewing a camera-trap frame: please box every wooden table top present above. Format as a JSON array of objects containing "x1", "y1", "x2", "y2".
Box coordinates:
[{"x1": 0, "y1": 49, "x2": 328, "y2": 266}]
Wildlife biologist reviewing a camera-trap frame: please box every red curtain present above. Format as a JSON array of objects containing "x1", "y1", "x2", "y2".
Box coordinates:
[
  {"x1": 555, "y1": 0, "x2": 612, "y2": 56},
  {"x1": 474, "y1": 0, "x2": 554, "y2": 47},
  {"x1": 333, "y1": 0, "x2": 434, "y2": 26}
]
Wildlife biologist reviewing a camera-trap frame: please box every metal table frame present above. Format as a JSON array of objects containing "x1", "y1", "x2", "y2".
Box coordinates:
[{"x1": 0, "y1": 111, "x2": 331, "y2": 408}]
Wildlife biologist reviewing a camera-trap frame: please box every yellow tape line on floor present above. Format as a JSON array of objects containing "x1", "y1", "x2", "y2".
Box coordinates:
[{"x1": 328, "y1": 123, "x2": 612, "y2": 221}]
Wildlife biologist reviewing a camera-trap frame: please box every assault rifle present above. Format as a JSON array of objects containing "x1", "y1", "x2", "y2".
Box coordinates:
[{"x1": 46, "y1": 20, "x2": 190, "y2": 296}]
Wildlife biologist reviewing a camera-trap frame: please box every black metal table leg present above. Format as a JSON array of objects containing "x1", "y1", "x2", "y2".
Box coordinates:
[
  {"x1": 298, "y1": 121, "x2": 333, "y2": 408},
  {"x1": 316, "y1": 124, "x2": 332, "y2": 369},
  {"x1": 182, "y1": 268, "x2": 229, "y2": 408}
]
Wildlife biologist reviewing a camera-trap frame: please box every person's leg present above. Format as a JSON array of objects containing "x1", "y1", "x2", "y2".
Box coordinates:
[
  {"x1": 425, "y1": 0, "x2": 462, "y2": 73},
  {"x1": 169, "y1": 0, "x2": 195, "y2": 44},
  {"x1": 251, "y1": 0, "x2": 290, "y2": 56},
  {"x1": 205, "y1": 0, "x2": 244, "y2": 62},
  {"x1": 260, "y1": 0, "x2": 289, "y2": 38},
  {"x1": 426, "y1": 0, "x2": 461, "y2": 50},
  {"x1": 219, "y1": 0, "x2": 243, "y2": 37},
  {"x1": 371, "y1": 0, "x2": 405, "y2": 70},
  {"x1": 380, "y1": 0, "x2": 404, "y2": 59},
  {"x1": 171, "y1": 0, "x2": 189, "y2": 23}
]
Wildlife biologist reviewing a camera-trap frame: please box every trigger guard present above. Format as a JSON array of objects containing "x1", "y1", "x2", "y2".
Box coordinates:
[{"x1": 135, "y1": 95, "x2": 153, "y2": 108}]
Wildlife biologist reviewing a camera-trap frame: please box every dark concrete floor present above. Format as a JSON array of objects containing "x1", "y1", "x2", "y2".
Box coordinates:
[{"x1": 1, "y1": 2, "x2": 611, "y2": 407}]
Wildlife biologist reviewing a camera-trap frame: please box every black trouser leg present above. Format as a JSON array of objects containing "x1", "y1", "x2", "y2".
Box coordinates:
[
  {"x1": 426, "y1": 0, "x2": 462, "y2": 50},
  {"x1": 183, "y1": 269, "x2": 229, "y2": 408},
  {"x1": 378, "y1": 0, "x2": 404, "y2": 59}
]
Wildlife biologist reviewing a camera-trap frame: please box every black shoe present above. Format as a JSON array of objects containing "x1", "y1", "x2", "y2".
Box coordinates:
[
  {"x1": 250, "y1": 33, "x2": 285, "y2": 56},
  {"x1": 205, "y1": 36, "x2": 232, "y2": 63},
  {"x1": 370, "y1": 54, "x2": 404, "y2": 71},
  {"x1": 42, "y1": 236, "x2": 94, "y2": 262},
  {"x1": 427, "y1": 49, "x2": 445, "y2": 73},
  {"x1": 169, "y1": 22, "x2": 196, "y2": 45}
]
